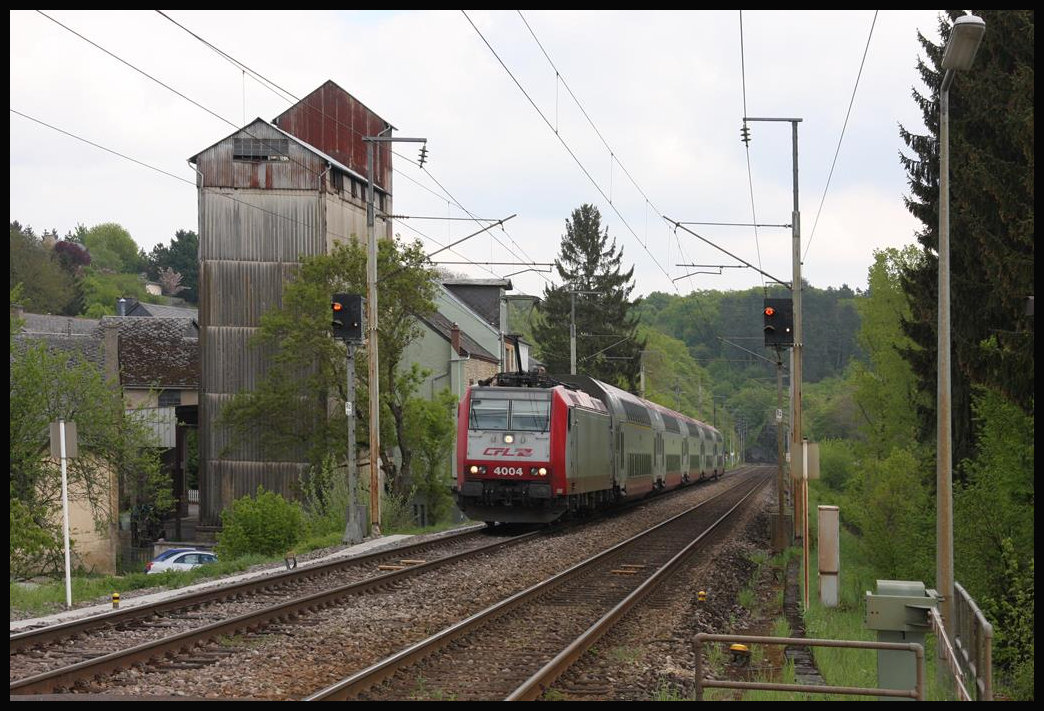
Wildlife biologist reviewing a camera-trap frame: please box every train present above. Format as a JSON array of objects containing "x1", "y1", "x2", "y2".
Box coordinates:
[{"x1": 454, "y1": 370, "x2": 725, "y2": 524}]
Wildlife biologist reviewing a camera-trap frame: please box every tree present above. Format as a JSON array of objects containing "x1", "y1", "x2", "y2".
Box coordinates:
[
  {"x1": 898, "y1": 10, "x2": 1034, "y2": 468},
  {"x1": 79, "y1": 270, "x2": 155, "y2": 318},
  {"x1": 156, "y1": 266, "x2": 187, "y2": 297},
  {"x1": 846, "y1": 447, "x2": 934, "y2": 582},
  {"x1": 9, "y1": 221, "x2": 78, "y2": 315},
  {"x1": 81, "y1": 222, "x2": 143, "y2": 274},
  {"x1": 850, "y1": 247, "x2": 927, "y2": 458},
  {"x1": 402, "y1": 389, "x2": 458, "y2": 525},
  {"x1": 10, "y1": 294, "x2": 169, "y2": 579},
  {"x1": 219, "y1": 236, "x2": 442, "y2": 505},
  {"x1": 953, "y1": 388, "x2": 1034, "y2": 698},
  {"x1": 53, "y1": 239, "x2": 92, "y2": 275},
  {"x1": 533, "y1": 204, "x2": 646, "y2": 390},
  {"x1": 146, "y1": 230, "x2": 199, "y2": 303}
]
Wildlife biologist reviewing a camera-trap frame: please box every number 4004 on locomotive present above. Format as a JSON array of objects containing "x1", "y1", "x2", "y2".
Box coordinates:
[{"x1": 454, "y1": 371, "x2": 724, "y2": 524}]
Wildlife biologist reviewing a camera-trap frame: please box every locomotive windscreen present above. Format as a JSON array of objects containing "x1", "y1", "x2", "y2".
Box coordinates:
[{"x1": 469, "y1": 392, "x2": 551, "y2": 432}]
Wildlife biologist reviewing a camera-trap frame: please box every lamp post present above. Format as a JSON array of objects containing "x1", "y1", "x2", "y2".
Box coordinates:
[
  {"x1": 568, "y1": 289, "x2": 601, "y2": 375},
  {"x1": 364, "y1": 132, "x2": 426, "y2": 538},
  {"x1": 937, "y1": 13, "x2": 985, "y2": 633}
]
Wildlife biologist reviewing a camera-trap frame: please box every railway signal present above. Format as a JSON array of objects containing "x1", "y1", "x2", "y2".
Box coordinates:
[
  {"x1": 763, "y1": 298, "x2": 793, "y2": 348},
  {"x1": 331, "y1": 293, "x2": 364, "y2": 343}
]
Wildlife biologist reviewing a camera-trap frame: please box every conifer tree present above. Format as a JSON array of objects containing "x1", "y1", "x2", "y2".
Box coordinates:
[
  {"x1": 533, "y1": 204, "x2": 646, "y2": 391},
  {"x1": 898, "y1": 10, "x2": 1034, "y2": 469}
]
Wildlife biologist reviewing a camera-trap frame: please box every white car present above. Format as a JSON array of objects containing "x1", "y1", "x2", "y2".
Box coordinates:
[{"x1": 146, "y1": 549, "x2": 217, "y2": 574}]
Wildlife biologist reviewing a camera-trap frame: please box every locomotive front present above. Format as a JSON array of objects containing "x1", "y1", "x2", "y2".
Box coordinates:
[{"x1": 455, "y1": 386, "x2": 565, "y2": 523}]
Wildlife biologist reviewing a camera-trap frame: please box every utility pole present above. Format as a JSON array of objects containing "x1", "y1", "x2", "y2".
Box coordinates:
[
  {"x1": 718, "y1": 334, "x2": 788, "y2": 549},
  {"x1": 569, "y1": 289, "x2": 601, "y2": 375},
  {"x1": 744, "y1": 115, "x2": 803, "y2": 543},
  {"x1": 343, "y1": 344, "x2": 363, "y2": 544},
  {"x1": 775, "y1": 350, "x2": 786, "y2": 551},
  {"x1": 639, "y1": 350, "x2": 647, "y2": 398},
  {"x1": 364, "y1": 132, "x2": 427, "y2": 538}
]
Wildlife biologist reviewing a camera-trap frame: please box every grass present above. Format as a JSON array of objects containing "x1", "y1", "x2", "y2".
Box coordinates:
[
  {"x1": 652, "y1": 677, "x2": 687, "y2": 701},
  {"x1": 11, "y1": 551, "x2": 270, "y2": 617},
  {"x1": 799, "y1": 515, "x2": 951, "y2": 701},
  {"x1": 10, "y1": 524, "x2": 453, "y2": 619},
  {"x1": 607, "y1": 645, "x2": 643, "y2": 663}
]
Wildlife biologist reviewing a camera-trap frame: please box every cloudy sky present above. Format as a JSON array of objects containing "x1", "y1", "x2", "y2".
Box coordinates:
[{"x1": 10, "y1": 10, "x2": 947, "y2": 298}]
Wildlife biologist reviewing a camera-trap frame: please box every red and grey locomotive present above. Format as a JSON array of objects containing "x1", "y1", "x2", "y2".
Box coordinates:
[{"x1": 454, "y1": 371, "x2": 724, "y2": 524}]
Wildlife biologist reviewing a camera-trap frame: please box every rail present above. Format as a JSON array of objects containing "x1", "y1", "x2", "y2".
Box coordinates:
[{"x1": 694, "y1": 633, "x2": 925, "y2": 701}]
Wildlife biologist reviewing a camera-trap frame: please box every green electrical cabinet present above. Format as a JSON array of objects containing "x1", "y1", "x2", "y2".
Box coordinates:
[{"x1": 865, "y1": 580, "x2": 940, "y2": 700}]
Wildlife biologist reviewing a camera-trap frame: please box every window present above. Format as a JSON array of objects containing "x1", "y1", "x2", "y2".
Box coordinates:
[
  {"x1": 232, "y1": 137, "x2": 289, "y2": 162},
  {"x1": 158, "y1": 389, "x2": 181, "y2": 408},
  {"x1": 509, "y1": 399, "x2": 550, "y2": 432},
  {"x1": 622, "y1": 400, "x2": 651, "y2": 426},
  {"x1": 469, "y1": 395, "x2": 550, "y2": 432},
  {"x1": 470, "y1": 398, "x2": 509, "y2": 430}
]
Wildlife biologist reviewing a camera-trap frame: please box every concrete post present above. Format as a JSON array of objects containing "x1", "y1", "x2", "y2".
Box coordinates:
[{"x1": 818, "y1": 505, "x2": 839, "y2": 607}]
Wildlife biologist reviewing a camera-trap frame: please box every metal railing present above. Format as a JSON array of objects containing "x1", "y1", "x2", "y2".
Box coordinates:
[
  {"x1": 954, "y1": 581, "x2": 994, "y2": 701},
  {"x1": 694, "y1": 633, "x2": 925, "y2": 701},
  {"x1": 931, "y1": 582, "x2": 994, "y2": 701}
]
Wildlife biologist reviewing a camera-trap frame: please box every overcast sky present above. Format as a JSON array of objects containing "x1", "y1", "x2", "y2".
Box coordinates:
[{"x1": 10, "y1": 10, "x2": 947, "y2": 298}]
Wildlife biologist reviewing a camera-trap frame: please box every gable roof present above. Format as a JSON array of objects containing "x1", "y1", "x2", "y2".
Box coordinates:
[
  {"x1": 125, "y1": 300, "x2": 197, "y2": 319},
  {"x1": 122, "y1": 300, "x2": 199, "y2": 335},
  {"x1": 440, "y1": 278, "x2": 513, "y2": 329},
  {"x1": 417, "y1": 311, "x2": 498, "y2": 364},
  {"x1": 14, "y1": 311, "x2": 199, "y2": 390},
  {"x1": 270, "y1": 80, "x2": 395, "y2": 184},
  {"x1": 14, "y1": 313, "x2": 105, "y2": 367},
  {"x1": 187, "y1": 117, "x2": 379, "y2": 192},
  {"x1": 101, "y1": 316, "x2": 199, "y2": 389}
]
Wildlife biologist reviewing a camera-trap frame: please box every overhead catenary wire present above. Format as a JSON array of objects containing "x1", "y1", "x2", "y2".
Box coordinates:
[
  {"x1": 157, "y1": 9, "x2": 545, "y2": 286},
  {"x1": 464, "y1": 10, "x2": 679, "y2": 294},
  {"x1": 31, "y1": 10, "x2": 538, "y2": 286},
  {"x1": 802, "y1": 10, "x2": 879, "y2": 262},
  {"x1": 516, "y1": 10, "x2": 698, "y2": 292}
]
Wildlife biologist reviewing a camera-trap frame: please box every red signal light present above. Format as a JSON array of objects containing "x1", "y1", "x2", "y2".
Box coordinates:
[
  {"x1": 332, "y1": 302, "x2": 343, "y2": 311},
  {"x1": 764, "y1": 306, "x2": 775, "y2": 316}
]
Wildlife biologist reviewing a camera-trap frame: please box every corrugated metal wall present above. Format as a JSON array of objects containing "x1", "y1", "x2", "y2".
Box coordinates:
[
  {"x1": 195, "y1": 96, "x2": 392, "y2": 531},
  {"x1": 196, "y1": 125, "x2": 330, "y2": 528},
  {"x1": 272, "y1": 80, "x2": 392, "y2": 192}
]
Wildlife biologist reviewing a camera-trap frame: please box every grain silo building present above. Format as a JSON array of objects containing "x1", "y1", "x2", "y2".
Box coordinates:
[{"x1": 189, "y1": 82, "x2": 392, "y2": 532}]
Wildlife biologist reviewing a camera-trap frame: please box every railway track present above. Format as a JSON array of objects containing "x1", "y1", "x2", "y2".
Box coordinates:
[
  {"x1": 10, "y1": 468, "x2": 766, "y2": 700},
  {"x1": 9, "y1": 527, "x2": 536, "y2": 694},
  {"x1": 310, "y1": 470, "x2": 771, "y2": 701}
]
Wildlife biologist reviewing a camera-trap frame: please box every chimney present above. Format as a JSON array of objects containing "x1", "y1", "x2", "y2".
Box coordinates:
[
  {"x1": 450, "y1": 323, "x2": 461, "y2": 355},
  {"x1": 117, "y1": 297, "x2": 126, "y2": 316}
]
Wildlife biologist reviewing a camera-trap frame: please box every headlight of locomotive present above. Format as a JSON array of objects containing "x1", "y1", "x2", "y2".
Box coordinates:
[
  {"x1": 469, "y1": 464, "x2": 487, "y2": 475},
  {"x1": 529, "y1": 466, "x2": 548, "y2": 477}
]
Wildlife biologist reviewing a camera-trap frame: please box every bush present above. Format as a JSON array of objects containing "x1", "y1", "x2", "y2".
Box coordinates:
[
  {"x1": 381, "y1": 490, "x2": 418, "y2": 532},
  {"x1": 298, "y1": 458, "x2": 352, "y2": 539},
  {"x1": 10, "y1": 498, "x2": 63, "y2": 581},
  {"x1": 216, "y1": 486, "x2": 302, "y2": 559}
]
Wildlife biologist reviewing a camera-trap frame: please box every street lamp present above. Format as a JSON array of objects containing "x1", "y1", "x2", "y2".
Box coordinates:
[
  {"x1": 364, "y1": 132, "x2": 427, "y2": 538},
  {"x1": 937, "y1": 13, "x2": 985, "y2": 633}
]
